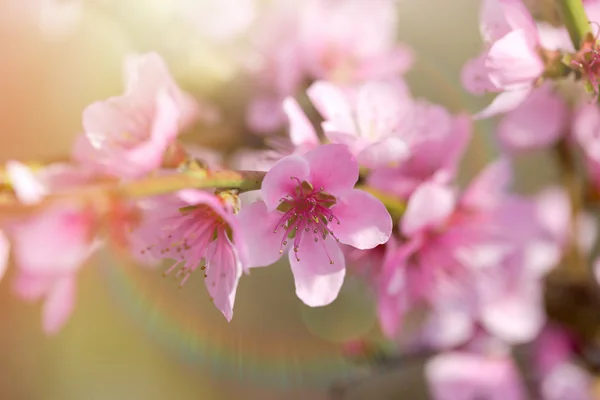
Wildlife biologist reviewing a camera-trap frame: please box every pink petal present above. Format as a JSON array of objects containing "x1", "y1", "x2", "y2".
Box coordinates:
[
  {"x1": 293, "y1": 229, "x2": 346, "y2": 275},
  {"x1": 246, "y1": 95, "x2": 286, "y2": 134},
  {"x1": 204, "y1": 232, "x2": 243, "y2": 322},
  {"x1": 236, "y1": 201, "x2": 286, "y2": 268},
  {"x1": 306, "y1": 81, "x2": 356, "y2": 134},
  {"x1": 261, "y1": 154, "x2": 310, "y2": 212},
  {"x1": 177, "y1": 189, "x2": 249, "y2": 268},
  {"x1": 333, "y1": 189, "x2": 392, "y2": 250},
  {"x1": 377, "y1": 285, "x2": 404, "y2": 338},
  {"x1": 13, "y1": 272, "x2": 55, "y2": 301},
  {"x1": 288, "y1": 245, "x2": 346, "y2": 307},
  {"x1": 461, "y1": 53, "x2": 499, "y2": 95},
  {"x1": 6, "y1": 161, "x2": 46, "y2": 204},
  {"x1": 124, "y1": 52, "x2": 200, "y2": 128},
  {"x1": 12, "y1": 205, "x2": 94, "y2": 276},
  {"x1": 486, "y1": 29, "x2": 543, "y2": 91},
  {"x1": 480, "y1": 279, "x2": 546, "y2": 343},
  {"x1": 124, "y1": 90, "x2": 180, "y2": 176},
  {"x1": 357, "y1": 136, "x2": 408, "y2": 168},
  {"x1": 426, "y1": 352, "x2": 527, "y2": 400},
  {"x1": 303, "y1": 144, "x2": 359, "y2": 197},
  {"x1": 355, "y1": 78, "x2": 412, "y2": 142},
  {"x1": 461, "y1": 158, "x2": 512, "y2": 211},
  {"x1": 354, "y1": 44, "x2": 414, "y2": 79},
  {"x1": 480, "y1": 0, "x2": 539, "y2": 43},
  {"x1": 421, "y1": 306, "x2": 474, "y2": 350},
  {"x1": 42, "y1": 275, "x2": 76, "y2": 334},
  {"x1": 323, "y1": 130, "x2": 361, "y2": 150},
  {"x1": 498, "y1": 85, "x2": 567, "y2": 152},
  {"x1": 474, "y1": 87, "x2": 532, "y2": 119},
  {"x1": 282, "y1": 97, "x2": 319, "y2": 148},
  {"x1": 536, "y1": 22, "x2": 574, "y2": 52},
  {"x1": 402, "y1": 182, "x2": 456, "y2": 237}
]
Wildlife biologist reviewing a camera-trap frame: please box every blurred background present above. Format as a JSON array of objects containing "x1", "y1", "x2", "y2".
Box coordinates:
[{"x1": 0, "y1": 0, "x2": 552, "y2": 398}]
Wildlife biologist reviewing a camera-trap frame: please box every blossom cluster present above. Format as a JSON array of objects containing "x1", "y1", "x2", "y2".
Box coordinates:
[{"x1": 5, "y1": 0, "x2": 600, "y2": 397}]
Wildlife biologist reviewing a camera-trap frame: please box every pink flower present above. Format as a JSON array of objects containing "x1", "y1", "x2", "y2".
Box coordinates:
[
  {"x1": 307, "y1": 79, "x2": 414, "y2": 168},
  {"x1": 6, "y1": 162, "x2": 101, "y2": 334},
  {"x1": 297, "y1": 0, "x2": 412, "y2": 84},
  {"x1": 426, "y1": 351, "x2": 527, "y2": 400},
  {"x1": 377, "y1": 160, "x2": 552, "y2": 345},
  {"x1": 244, "y1": 0, "x2": 412, "y2": 134},
  {"x1": 73, "y1": 53, "x2": 213, "y2": 178},
  {"x1": 462, "y1": 0, "x2": 544, "y2": 119},
  {"x1": 366, "y1": 107, "x2": 471, "y2": 199},
  {"x1": 497, "y1": 83, "x2": 568, "y2": 153},
  {"x1": 132, "y1": 189, "x2": 246, "y2": 321},
  {"x1": 237, "y1": 144, "x2": 392, "y2": 306}
]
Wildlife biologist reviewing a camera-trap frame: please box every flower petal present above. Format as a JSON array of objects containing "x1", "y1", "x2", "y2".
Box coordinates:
[
  {"x1": 293, "y1": 230, "x2": 346, "y2": 275},
  {"x1": 473, "y1": 87, "x2": 531, "y2": 119},
  {"x1": 461, "y1": 53, "x2": 499, "y2": 95},
  {"x1": 333, "y1": 189, "x2": 392, "y2": 250},
  {"x1": 12, "y1": 205, "x2": 94, "y2": 276},
  {"x1": 124, "y1": 90, "x2": 181, "y2": 177},
  {"x1": 402, "y1": 182, "x2": 456, "y2": 237},
  {"x1": 261, "y1": 154, "x2": 310, "y2": 212},
  {"x1": 283, "y1": 97, "x2": 319, "y2": 148},
  {"x1": 236, "y1": 201, "x2": 286, "y2": 268},
  {"x1": 42, "y1": 275, "x2": 76, "y2": 334},
  {"x1": 426, "y1": 352, "x2": 527, "y2": 400},
  {"x1": 177, "y1": 189, "x2": 249, "y2": 269},
  {"x1": 288, "y1": 246, "x2": 346, "y2": 307},
  {"x1": 204, "y1": 232, "x2": 243, "y2": 322},
  {"x1": 357, "y1": 136, "x2": 408, "y2": 168},
  {"x1": 461, "y1": 158, "x2": 512, "y2": 211},
  {"x1": 497, "y1": 85, "x2": 567, "y2": 152},
  {"x1": 480, "y1": 0, "x2": 538, "y2": 43},
  {"x1": 6, "y1": 161, "x2": 46, "y2": 204},
  {"x1": 486, "y1": 29, "x2": 543, "y2": 91},
  {"x1": 480, "y1": 279, "x2": 545, "y2": 344},
  {"x1": 306, "y1": 81, "x2": 356, "y2": 134},
  {"x1": 303, "y1": 144, "x2": 359, "y2": 197}
]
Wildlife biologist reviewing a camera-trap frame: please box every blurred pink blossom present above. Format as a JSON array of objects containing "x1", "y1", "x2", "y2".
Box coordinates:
[
  {"x1": 377, "y1": 160, "x2": 561, "y2": 346},
  {"x1": 245, "y1": 0, "x2": 412, "y2": 134},
  {"x1": 6, "y1": 162, "x2": 101, "y2": 334},
  {"x1": 426, "y1": 350, "x2": 527, "y2": 400},
  {"x1": 462, "y1": 0, "x2": 544, "y2": 119},
  {"x1": 237, "y1": 144, "x2": 392, "y2": 306},
  {"x1": 497, "y1": 83, "x2": 569, "y2": 153},
  {"x1": 73, "y1": 53, "x2": 215, "y2": 179}
]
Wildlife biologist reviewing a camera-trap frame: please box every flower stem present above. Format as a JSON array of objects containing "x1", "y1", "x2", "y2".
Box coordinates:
[
  {"x1": 557, "y1": 0, "x2": 592, "y2": 49},
  {"x1": 121, "y1": 170, "x2": 266, "y2": 198}
]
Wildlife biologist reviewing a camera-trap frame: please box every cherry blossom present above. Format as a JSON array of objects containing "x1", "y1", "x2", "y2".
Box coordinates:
[
  {"x1": 237, "y1": 144, "x2": 392, "y2": 306},
  {"x1": 462, "y1": 0, "x2": 545, "y2": 118},
  {"x1": 132, "y1": 189, "x2": 246, "y2": 321},
  {"x1": 73, "y1": 53, "x2": 214, "y2": 179}
]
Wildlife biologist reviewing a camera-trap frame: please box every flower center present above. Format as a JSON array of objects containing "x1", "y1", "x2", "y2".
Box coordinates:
[
  {"x1": 274, "y1": 177, "x2": 340, "y2": 263},
  {"x1": 142, "y1": 204, "x2": 229, "y2": 287}
]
